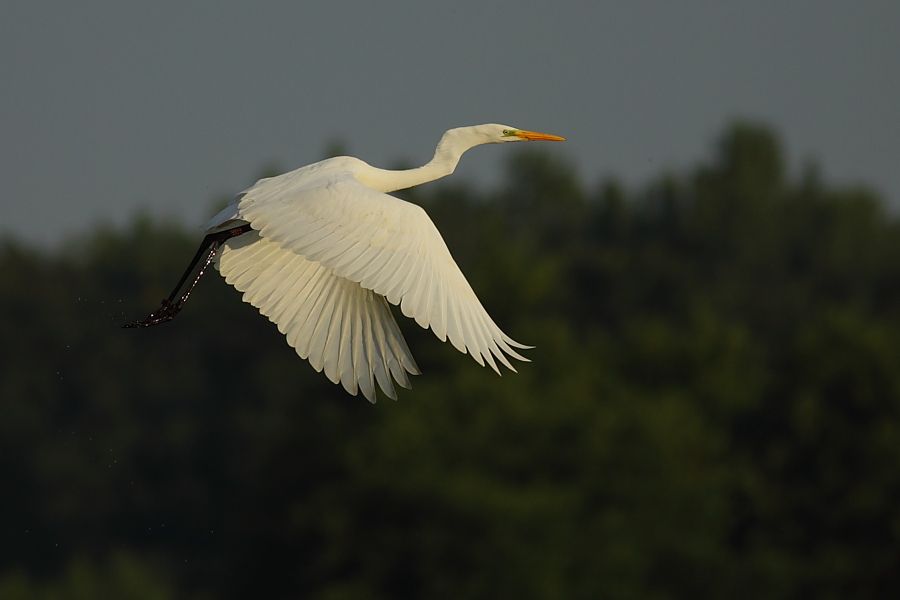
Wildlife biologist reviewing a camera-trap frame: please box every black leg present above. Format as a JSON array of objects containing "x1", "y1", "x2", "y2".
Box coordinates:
[{"x1": 123, "y1": 224, "x2": 252, "y2": 328}]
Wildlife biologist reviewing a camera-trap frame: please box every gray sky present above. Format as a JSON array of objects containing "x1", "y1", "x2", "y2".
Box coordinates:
[{"x1": 2, "y1": 1, "x2": 898, "y2": 246}]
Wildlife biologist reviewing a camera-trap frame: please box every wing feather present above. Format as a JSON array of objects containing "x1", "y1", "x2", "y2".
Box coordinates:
[
  {"x1": 238, "y1": 173, "x2": 528, "y2": 371},
  {"x1": 444, "y1": 295, "x2": 467, "y2": 354},
  {"x1": 358, "y1": 294, "x2": 380, "y2": 400},
  {"x1": 432, "y1": 272, "x2": 448, "y2": 342},
  {"x1": 294, "y1": 262, "x2": 333, "y2": 359},
  {"x1": 217, "y1": 231, "x2": 417, "y2": 401},
  {"x1": 285, "y1": 264, "x2": 328, "y2": 354},
  {"x1": 324, "y1": 281, "x2": 347, "y2": 385},
  {"x1": 307, "y1": 273, "x2": 341, "y2": 372},
  {"x1": 368, "y1": 300, "x2": 396, "y2": 400}
]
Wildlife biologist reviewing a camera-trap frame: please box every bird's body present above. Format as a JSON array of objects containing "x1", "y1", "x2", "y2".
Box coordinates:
[{"x1": 127, "y1": 124, "x2": 564, "y2": 401}]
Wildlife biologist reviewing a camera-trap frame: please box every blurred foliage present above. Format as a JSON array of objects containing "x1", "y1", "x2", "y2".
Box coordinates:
[{"x1": 1, "y1": 122, "x2": 899, "y2": 599}]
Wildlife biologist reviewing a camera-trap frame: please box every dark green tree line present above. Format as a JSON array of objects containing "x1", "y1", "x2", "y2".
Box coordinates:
[{"x1": 1, "y1": 122, "x2": 898, "y2": 599}]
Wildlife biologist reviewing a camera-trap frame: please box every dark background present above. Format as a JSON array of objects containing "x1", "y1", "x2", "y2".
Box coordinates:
[
  {"x1": 2, "y1": 122, "x2": 900, "y2": 598},
  {"x1": 4, "y1": 1, "x2": 899, "y2": 246}
]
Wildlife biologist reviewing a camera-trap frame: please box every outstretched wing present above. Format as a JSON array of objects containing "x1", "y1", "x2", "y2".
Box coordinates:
[
  {"x1": 237, "y1": 173, "x2": 530, "y2": 373},
  {"x1": 216, "y1": 230, "x2": 420, "y2": 402}
]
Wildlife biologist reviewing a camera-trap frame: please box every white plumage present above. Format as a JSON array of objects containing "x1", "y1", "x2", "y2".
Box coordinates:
[{"x1": 205, "y1": 124, "x2": 565, "y2": 401}]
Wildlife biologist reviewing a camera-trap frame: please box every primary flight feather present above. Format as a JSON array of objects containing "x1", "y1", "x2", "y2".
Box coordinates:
[{"x1": 126, "y1": 123, "x2": 566, "y2": 401}]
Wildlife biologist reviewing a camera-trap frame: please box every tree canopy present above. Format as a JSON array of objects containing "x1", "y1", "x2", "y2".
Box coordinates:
[{"x1": 1, "y1": 122, "x2": 898, "y2": 599}]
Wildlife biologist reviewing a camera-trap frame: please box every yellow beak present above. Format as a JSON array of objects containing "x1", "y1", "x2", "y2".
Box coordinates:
[{"x1": 514, "y1": 129, "x2": 566, "y2": 142}]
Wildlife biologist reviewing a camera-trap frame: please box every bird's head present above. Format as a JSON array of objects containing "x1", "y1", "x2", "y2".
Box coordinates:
[
  {"x1": 481, "y1": 123, "x2": 566, "y2": 144},
  {"x1": 432, "y1": 124, "x2": 566, "y2": 167}
]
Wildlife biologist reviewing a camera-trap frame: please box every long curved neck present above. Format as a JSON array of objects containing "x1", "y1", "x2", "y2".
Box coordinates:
[{"x1": 360, "y1": 128, "x2": 487, "y2": 193}]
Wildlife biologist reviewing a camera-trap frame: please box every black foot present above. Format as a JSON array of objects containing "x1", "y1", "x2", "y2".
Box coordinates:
[
  {"x1": 123, "y1": 298, "x2": 184, "y2": 328},
  {"x1": 122, "y1": 225, "x2": 250, "y2": 330}
]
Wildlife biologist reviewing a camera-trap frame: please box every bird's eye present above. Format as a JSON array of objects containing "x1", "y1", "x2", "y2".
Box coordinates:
[{"x1": 502, "y1": 129, "x2": 514, "y2": 136}]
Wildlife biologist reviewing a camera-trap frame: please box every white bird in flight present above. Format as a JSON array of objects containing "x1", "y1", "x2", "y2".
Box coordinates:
[{"x1": 126, "y1": 123, "x2": 565, "y2": 401}]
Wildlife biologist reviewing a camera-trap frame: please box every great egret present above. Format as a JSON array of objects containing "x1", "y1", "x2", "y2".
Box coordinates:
[{"x1": 126, "y1": 124, "x2": 565, "y2": 401}]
